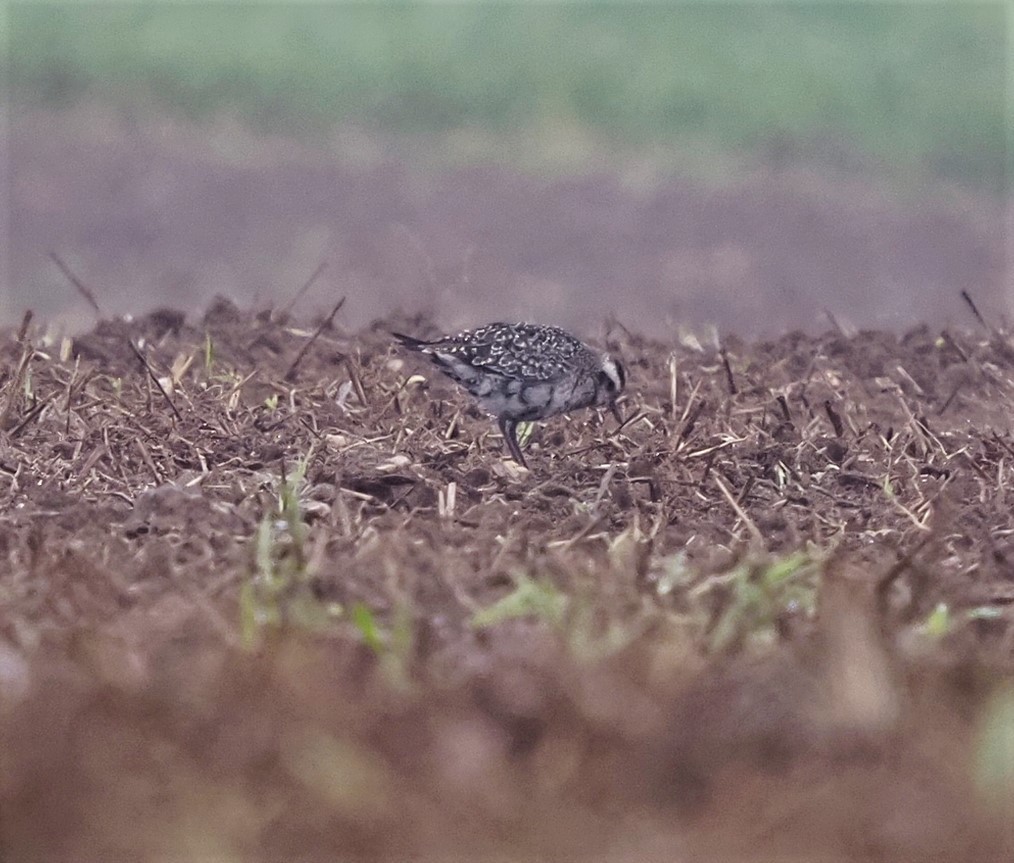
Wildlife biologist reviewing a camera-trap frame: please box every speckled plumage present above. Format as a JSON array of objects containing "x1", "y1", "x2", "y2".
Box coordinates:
[{"x1": 393, "y1": 322, "x2": 626, "y2": 467}]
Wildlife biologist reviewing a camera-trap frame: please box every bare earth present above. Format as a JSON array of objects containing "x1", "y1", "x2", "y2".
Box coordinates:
[
  {"x1": 2, "y1": 105, "x2": 1013, "y2": 860},
  {"x1": 8, "y1": 106, "x2": 1011, "y2": 337},
  {"x1": 1, "y1": 298, "x2": 1013, "y2": 860}
]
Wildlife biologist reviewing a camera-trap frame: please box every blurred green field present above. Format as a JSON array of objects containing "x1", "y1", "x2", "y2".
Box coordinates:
[{"x1": 7, "y1": 2, "x2": 1008, "y2": 187}]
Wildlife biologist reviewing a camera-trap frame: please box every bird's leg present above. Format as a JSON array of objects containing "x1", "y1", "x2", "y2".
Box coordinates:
[{"x1": 498, "y1": 417, "x2": 529, "y2": 468}]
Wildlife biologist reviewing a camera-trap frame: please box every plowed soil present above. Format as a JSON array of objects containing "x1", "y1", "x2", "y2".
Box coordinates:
[
  {"x1": 9, "y1": 106, "x2": 1010, "y2": 337},
  {"x1": 2, "y1": 302, "x2": 1014, "y2": 861}
]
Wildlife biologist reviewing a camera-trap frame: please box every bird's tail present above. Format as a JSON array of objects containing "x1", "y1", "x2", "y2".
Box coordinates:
[{"x1": 391, "y1": 331, "x2": 430, "y2": 351}]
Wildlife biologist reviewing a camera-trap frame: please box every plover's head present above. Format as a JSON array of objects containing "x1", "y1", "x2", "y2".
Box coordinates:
[{"x1": 596, "y1": 355, "x2": 627, "y2": 423}]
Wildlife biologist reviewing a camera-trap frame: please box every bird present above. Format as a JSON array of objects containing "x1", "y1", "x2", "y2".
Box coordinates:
[{"x1": 392, "y1": 322, "x2": 626, "y2": 467}]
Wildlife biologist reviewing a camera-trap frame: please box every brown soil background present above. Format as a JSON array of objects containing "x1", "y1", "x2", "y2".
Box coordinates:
[
  {"x1": 2, "y1": 108, "x2": 1014, "y2": 861},
  {"x1": 7, "y1": 106, "x2": 1011, "y2": 337}
]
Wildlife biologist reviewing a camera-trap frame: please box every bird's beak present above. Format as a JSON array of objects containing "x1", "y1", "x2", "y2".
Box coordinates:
[{"x1": 610, "y1": 400, "x2": 624, "y2": 425}]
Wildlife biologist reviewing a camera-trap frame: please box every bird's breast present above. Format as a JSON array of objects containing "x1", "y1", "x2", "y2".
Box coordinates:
[{"x1": 476, "y1": 374, "x2": 596, "y2": 421}]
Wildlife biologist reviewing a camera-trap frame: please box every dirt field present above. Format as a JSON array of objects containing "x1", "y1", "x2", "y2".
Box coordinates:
[
  {"x1": 9, "y1": 106, "x2": 1010, "y2": 338},
  {"x1": 1, "y1": 297, "x2": 1013, "y2": 861}
]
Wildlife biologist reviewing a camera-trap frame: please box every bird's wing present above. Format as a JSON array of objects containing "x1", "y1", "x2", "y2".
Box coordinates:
[
  {"x1": 395, "y1": 324, "x2": 587, "y2": 382},
  {"x1": 446, "y1": 332, "x2": 580, "y2": 381},
  {"x1": 466, "y1": 346, "x2": 578, "y2": 382},
  {"x1": 482, "y1": 325, "x2": 587, "y2": 381}
]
